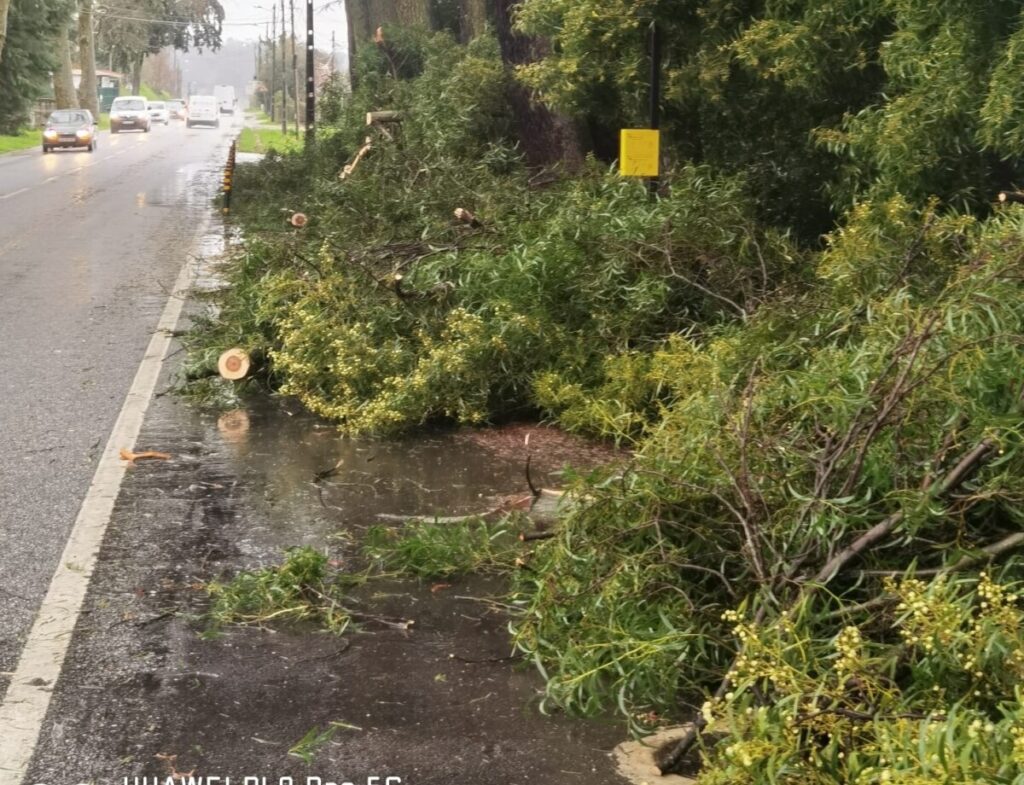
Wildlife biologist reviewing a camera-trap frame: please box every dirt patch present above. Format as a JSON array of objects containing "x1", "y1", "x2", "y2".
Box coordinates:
[
  {"x1": 453, "y1": 422, "x2": 626, "y2": 485},
  {"x1": 613, "y1": 726, "x2": 700, "y2": 784}
]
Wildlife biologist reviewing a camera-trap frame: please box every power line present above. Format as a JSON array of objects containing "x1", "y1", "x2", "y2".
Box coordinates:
[{"x1": 96, "y1": 6, "x2": 267, "y2": 27}]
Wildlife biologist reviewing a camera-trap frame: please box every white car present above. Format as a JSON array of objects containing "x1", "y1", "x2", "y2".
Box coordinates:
[
  {"x1": 110, "y1": 96, "x2": 151, "y2": 133},
  {"x1": 148, "y1": 101, "x2": 170, "y2": 125}
]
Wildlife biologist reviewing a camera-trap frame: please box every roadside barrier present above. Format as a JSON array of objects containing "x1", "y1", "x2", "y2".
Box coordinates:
[{"x1": 222, "y1": 139, "x2": 237, "y2": 214}]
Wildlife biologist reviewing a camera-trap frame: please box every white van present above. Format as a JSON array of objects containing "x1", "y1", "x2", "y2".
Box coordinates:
[
  {"x1": 214, "y1": 85, "x2": 237, "y2": 115},
  {"x1": 187, "y1": 95, "x2": 220, "y2": 128}
]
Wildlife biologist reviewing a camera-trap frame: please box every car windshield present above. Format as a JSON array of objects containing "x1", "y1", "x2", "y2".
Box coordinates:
[
  {"x1": 113, "y1": 100, "x2": 145, "y2": 111},
  {"x1": 48, "y1": 111, "x2": 88, "y2": 125},
  {"x1": 150, "y1": 102, "x2": 165, "y2": 110}
]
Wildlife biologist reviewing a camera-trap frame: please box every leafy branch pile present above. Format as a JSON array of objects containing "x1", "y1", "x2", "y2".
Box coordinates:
[
  {"x1": 188, "y1": 13, "x2": 1024, "y2": 781},
  {"x1": 513, "y1": 197, "x2": 1024, "y2": 778},
  {"x1": 363, "y1": 519, "x2": 520, "y2": 578},
  {"x1": 205, "y1": 546, "x2": 352, "y2": 635}
]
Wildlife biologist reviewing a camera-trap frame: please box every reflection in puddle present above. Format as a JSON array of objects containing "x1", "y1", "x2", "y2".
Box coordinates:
[{"x1": 192, "y1": 398, "x2": 617, "y2": 558}]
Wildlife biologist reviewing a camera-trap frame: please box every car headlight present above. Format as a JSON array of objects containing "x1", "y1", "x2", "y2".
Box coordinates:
[
  {"x1": 76, "y1": 129, "x2": 91, "y2": 138},
  {"x1": 43, "y1": 129, "x2": 58, "y2": 138}
]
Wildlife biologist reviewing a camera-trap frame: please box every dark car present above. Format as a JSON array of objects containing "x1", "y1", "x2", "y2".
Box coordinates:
[{"x1": 41, "y1": 109, "x2": 97, "y2": 153}]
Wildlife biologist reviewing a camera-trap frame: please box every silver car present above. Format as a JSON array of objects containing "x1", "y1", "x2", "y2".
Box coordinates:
[{"x1": 110, "y1": 96, "x2": 151, "y2": 134}]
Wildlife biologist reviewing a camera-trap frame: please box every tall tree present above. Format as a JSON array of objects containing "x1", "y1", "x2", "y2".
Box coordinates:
[
  {"x1": 53, "y1": 19, "x2": 77, "y2": 108},
  {"x1": 95, "y1": 0, "x2": 224, "y2": 93},
  {"x1": 0, "y1": 0, "x2": 74, "y2": 132},
  {"x1": 513, "y1": 0, "x2": 1024, "y2": 235},
  {"x1": 77, "y1": 0, "x2": 99, "y2": 114}
]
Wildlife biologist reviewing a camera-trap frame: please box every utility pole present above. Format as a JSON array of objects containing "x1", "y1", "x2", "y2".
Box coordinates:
[
  {"x1": 270, "y1": 11, "x2": 276, "y2": 122},
  {"x1": 305, "y1": 0, "x2": 315, "y2": 147},
  {"x1": 280, "y1": 0, "x2": 287, "y2": 134},
  {"x1": 290, "y1": 0, "x2": 300, "y2": 135},
  {"x1": 77, "y1": 0, "x2": 99, "y2": 116}
]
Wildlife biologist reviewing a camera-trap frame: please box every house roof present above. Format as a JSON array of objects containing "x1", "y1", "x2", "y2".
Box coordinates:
[{"x1": 71, "y1": 69, "x2": 125, "y2": 79}]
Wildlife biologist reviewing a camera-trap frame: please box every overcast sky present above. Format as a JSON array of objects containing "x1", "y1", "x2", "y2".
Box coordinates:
[{"x1": 219, "y1": 0, "x2": 348, "y2": 63}]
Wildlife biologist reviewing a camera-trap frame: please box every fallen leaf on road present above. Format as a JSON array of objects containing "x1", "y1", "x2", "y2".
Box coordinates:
[
  {"x1": 155, "y1": 753, "x2": 194, "y2": 778},
  {"x1": 431, "y1": 583, "x2": 452, "y2": 593},
  {"x1": 120, "y1": 448, "x2": 172, "y2": 464}
]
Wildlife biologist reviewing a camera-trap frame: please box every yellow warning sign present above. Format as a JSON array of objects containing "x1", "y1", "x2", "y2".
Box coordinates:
[{"x1": 620, "y1": 129, "x2": 660, "y2": 177}]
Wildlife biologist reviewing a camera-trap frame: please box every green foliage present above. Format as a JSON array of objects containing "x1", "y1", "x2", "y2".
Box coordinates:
[
  {"x1": 363, "y1": 519, "x2": 519, "y2": 578},
  {"x1": 0, "y1": 0, "x2": 73, "y2": 134},
  {"x1": 189, "y1": 30, "x2": 798, "y2": 435},
  {"x1": 289, "y1": 724, "x2": 342, "y2": 763},
  {"x1": 205, "y1": 546, "x2": 352, "y2": 634},
  {"x1": 699, "y1": 572, "x2": 1024, "y2": 783},
  {"x1": 511, "y1": 200, "x2": 1024, "y2": 748},
  {"x1": 514, "y1": 0, "x2": 1024, "y2": 231},
  {"x1": 138, "y1": 83, "x2": 170, "y2": 102}
]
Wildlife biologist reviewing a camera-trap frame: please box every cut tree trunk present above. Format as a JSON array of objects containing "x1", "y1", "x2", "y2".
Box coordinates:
[{"x1": 366, "y1": 110, "x2": 402, "y2": 125}]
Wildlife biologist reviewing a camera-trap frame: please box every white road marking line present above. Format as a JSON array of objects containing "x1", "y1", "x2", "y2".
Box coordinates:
[
  {"x1": 0, "y1": 204, "x2": 216, "y2": 784},
  {"x1": 0, "y1": 187, "x2": 29, "y2": 200}
]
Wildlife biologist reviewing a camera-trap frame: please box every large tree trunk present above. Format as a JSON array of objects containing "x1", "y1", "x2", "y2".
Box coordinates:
[
  {"x1": 54, "y1": 22, "x2": 77, "y2": 109},
  {"x1": 131, "y1": 54, "x2": 143, "y2": 94},
  {"x1": 394, "y1": 0, "x2": 430, "y2": 26},
  {"x1": 0, "y1": 0, "x2": 10, "y2": 66},
  {"x1": 77, "y1": 0, "x2": 99, "y2": 116},
  {"x1": 493, "y1": 0, "x2": 585, "y2": 169},
  {"x1": 458, "y1": 0, "x2": 489, "y2": 42}
]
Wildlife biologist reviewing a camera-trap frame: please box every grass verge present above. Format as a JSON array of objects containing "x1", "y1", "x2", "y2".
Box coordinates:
[
  {"x1": 0, "y1": 128, "x2": 39, "y2": 154},
  {"x1": 237, "y1": 125, "x2": 304, "y2": 155}
]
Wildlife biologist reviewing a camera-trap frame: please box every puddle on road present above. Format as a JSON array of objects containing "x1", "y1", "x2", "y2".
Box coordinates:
[
  {"x1": 186, "y1": 396, "x2": 618, "y2": 559},
  {"x1": 79, "y1": 396, "x2": 634, "y2": 778}
]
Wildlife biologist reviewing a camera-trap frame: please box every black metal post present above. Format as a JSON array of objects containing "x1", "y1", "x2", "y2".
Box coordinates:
[
  {"x1": 290, "y1": 0, "x2": 299, "y2": 135},
  {"x1": 648, "y1": 21, "x2": 661, "y2": 197},
  {"x1": 305, "y1": 0, "x2": 315, "y2": 147},
  {"x1": 280, "y1": 0, "x2": 287, "y2": 134},
  {"x1": 270, "y1": 11, "x2": 276, "y2": 122}
]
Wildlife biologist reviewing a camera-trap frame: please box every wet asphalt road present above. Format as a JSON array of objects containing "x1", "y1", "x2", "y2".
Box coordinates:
[{"x1": 0, "y1": 119, "x2": 236, "y2": 699}]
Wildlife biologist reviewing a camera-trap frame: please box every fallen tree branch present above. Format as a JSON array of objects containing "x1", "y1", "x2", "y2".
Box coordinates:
[
  {"x1": 525, "y1": 453, "x2": 541, "y2": 498},
  {"x1": 659, "y1": 435, "x2": 997, "y2": 775},
  {"x1": 519, "y1": 531, "x2": 555, "y2": 542}
]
